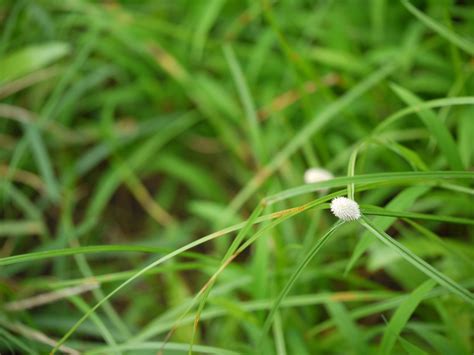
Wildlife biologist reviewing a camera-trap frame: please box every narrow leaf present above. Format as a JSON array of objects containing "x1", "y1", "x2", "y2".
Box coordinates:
[
  {"x1": 380, "y1": 279, "x2": 436, "y2": 354},
  {"x1": 359, "y1": 215, "x2": 474, "y2": 305},
  {"x1": 259, "y1": 221, "x2": 343, "y2": 343}
]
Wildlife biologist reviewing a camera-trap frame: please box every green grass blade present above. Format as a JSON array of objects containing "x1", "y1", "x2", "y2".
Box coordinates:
[
  {"x1": 325, "y1": 301, "x2": 367, "y2": 353},
  {"x1": 361, "y1": 206, "x2": 474, "y2": 225},
  {"x1": 272, "y1": 311, "x2": 287, "y2": 355},
  {"x1": 0, "y1": 220, "x2": 44, "y2": 236},
  {"x1": 131, "y1": 291, "x2": 395, "y2": 341},
  {"x1": 132, "y1": 202, "x2": 333, "y2": 346},
  {"x1": 192, "y1": 0, "x2": 226, "y2": 60},
  {"x1": 259, "y1": 221, "x2": 343, "y2": 344},
  {"x1": 402, "y1": 0, "x2": 474, "y2": 56},
  {"x1": 404, "y1": 219, "x2": 474, "y2": 269},
  {"x1": 50, "y1": 201, "x2": 321, "y2": 353},
  {"x1": 398, "y1": 337, "x2": 428, "y2": 355},
  {"x1": 347, "y1": 143, "x2": 362, "y2": 200},
  {"x1": 359, "y1": 215, "x2": 474, "y2": 305},
  {"x1": 459, "y1": 109, "x2": 474, "y2": 167},
  {"x1": 0, "y1": 200, "x2": 333, "y2": 268},
  {"x1": 50, "y1": 262, "x2": 208, "y2": 289},
  {"x1": 228, "y1": 62, "x2": 397, "y2": 212},
  {"x1": 5, "y1": 2, "x2": 474, "y2": 353},
  {"x1": 375, "y1": 97, "x2": 474, "y2": 133},
  {"x1": 225, "y1": 203, "x2": 265, "y2": 260},
  {"x1": 69, "y1": 296, "x2": 118, "y2": 350},
  {"x1": 378, "y1": 140, "x2": 429, "y2": 171},
  {"x1": 265, "y1": 171, "x2": 471, "y2": 204},
  {"x1": 51, "y1": 243, "x2": 221, "y2": 352},
  {"x1": 188, "y1": 203, "x2": 265, "y2": 353},
  {"x1": 0, "y1": 245, "x2": 168, "y2": 266},
  {"x1": 85, "y1": 341, "x2": 239, "y2": 355},
  {"x1": 0, "y1": 42, "x2": 70, "y2": 83},
  {"x1": 0, "y1": 327, "x2": 38, "y2": 355},
  {"x1": 409, "y1": 324, "x2": 459, "y2": 354},
  {"x1": 83, "y1": 114, "x2": 198, "y2": 221},
  {"x1": 23, "y1": 124, "x2": 60, "y2": 201},
  {"x1": 223, "y1": 44, "x2": 266, "y2": 164},
  {"x1": 390, "y1": 83, "x2": 464, "y2": 170},
  {"x1": 380, "y1": 279, "x2": 436, "y2": 355}
]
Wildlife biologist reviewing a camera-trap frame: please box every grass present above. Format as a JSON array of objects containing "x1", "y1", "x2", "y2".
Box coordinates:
[{"x1": 0, "y1": 0, "x2": 473, "y2": 354}]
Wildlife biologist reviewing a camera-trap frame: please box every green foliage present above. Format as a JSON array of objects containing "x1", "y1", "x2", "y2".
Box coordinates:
[{"x1": 0, "y1": 0, "x2": 473, "y2": 354}]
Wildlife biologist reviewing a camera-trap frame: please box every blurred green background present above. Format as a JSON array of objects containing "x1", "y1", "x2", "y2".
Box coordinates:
[{"x1": 0, "y1": 0, "x2": 473, "y2": 354}]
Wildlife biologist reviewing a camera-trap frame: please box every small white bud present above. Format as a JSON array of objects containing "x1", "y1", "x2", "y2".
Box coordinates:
[
  {"x1": 304, "y1": 168, "x2": 333, "y2": 195},
  {"x1": 330, "y1": 197, "x2": 361, "y2": 221},
  {"x1": 304, "y1": 168, "x2": 334, "y2": 184}
]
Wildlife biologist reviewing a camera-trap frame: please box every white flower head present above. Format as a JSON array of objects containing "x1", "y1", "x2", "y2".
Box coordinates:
[
  {"x1": 304, "y1": 168, "x2": 334, "y2": 184},
  {"x1": 304, "y1": 168, "x2": 334, "y2": 195},
  {"x1": 330, "y1": 197, "x2": 361, "y2": 221}
]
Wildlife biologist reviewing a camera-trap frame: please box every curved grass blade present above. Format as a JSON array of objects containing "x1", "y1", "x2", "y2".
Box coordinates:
[
  {"x1": 272, "y1": 311, "x2": 287, "y2": 355},
  {"x1": 0, "y1": 220, "x2": 44, "y2": 236},
  {"x1": 192, "y1": 0, "x2": 226, "y2": 60},
  {"x1": 265, "y1": 171, "x2": 472, "y2": 204},
  {"x1": 0, "y1": 199, "x2": 335, "y2": 268},
  {"x1": 347, "y1": 138, "x2": 429, "y2": 201},
  {"x1": 404, "y1": 219, "x2": 474, "y2": 269},
  {"x1": 224, "y1": 44, "x2": 266, "y2": 165},
  {"x1": 85, "y1": 341, "x2": 239, "y2": 355},
  {"x1": 161, "y1": 208, "x2": 307, "y2": 354},
  {"x1": 361, "y1": 206, "x2": 474, "y2": 225},
  {"x1": 187, "y1": 203, "x2": 265, "y2": 354},
  {"x1": 375, "y1": 97, "x2": 474, "y2": 133},
  {"x1": 379, "y1": 279, "x2": 436, "y2": 355},
  {"x1": 48, "y1": 262, "x2": 206, "y2": 289},
  {"x1": 347, "y1": 143, "x2": 363, "y2": 200},
  {"x1": 134, "y1": 213, "x2": 305, "y2": 345},
  {"x1": 0, "y1": 327, "x2": 37, "y2": 355},
  {"x1": 50, "y1": 201, "x2": 327, "y2": 354},
  {"x1": 325, "y1": 301, "x2": 367, "y2": 354},
  {"x1": 0, "y1": 245, "x2": 169, "y2": 266},
  {"x1": 50, "y1": 241, "x2": 225, "y2": 353},
  {"x1": 0, "y1": 42, "x2": 70, "y2": 83},
  {"x1": 359, "y1": 215, "x2": 474, "y2": 305},
  {"x1": 398, "y1": 337, "x2": 428, "y2": 355},
  {"x1": 307, "y1": 280, "x2": 474, "y2": 338},
  {"x1": 23, "y1": 124, "x2": 60, "y2": 202},
  {"x1": 226, "y1": 61, "x2": 397, "y2": 214},
  {"x1": 377, "y1": 140, "x2": 428, "y2": 171},
  {"x1": 69, "y1": 296, "x2": 118, "y2": 351},
  {"x1": 390, "y1": 83, "x2": 464, "y2": 170},
  {"x1": 258, "y1": 220, "x2": 344, "y2": 345},
  {"x1": 402, "y1": 0, "x2": 474, "y2": 56},
  {"x1": 345, "y1": 186, "x2": 429, "y2": 275},
  {"x1": 131, "y1": 291, "x2": 395, "y2": 341}
]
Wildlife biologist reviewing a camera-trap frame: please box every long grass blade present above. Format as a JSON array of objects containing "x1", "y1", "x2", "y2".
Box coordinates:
[
  {"x1": 390, "y1": 83, "x2": 464, "y2": 170},
  {"x1": 359, "y1": 215, "x2": 474, "y2": 305},
  {"x1": 227, "y1": 62, "x2": 397, "y2": 212},
  {"x1": 361, "y1": 206, "x2": 474, "y2": 225},
  {"x1": 265, "y1": 171, "x2": 472, "y2": 204},
  {"x1": 402, "y1": 0, "x2": 474, "y2": 55},
  {"x1": 223, "y1": 44, "x2": 266, "y2": 164},
  {"x1": 380, "y1": 279, "x2": 436, "y2": 354},
  {"x1": 259, "y1": 220, "x2": 343, "y2": 344}
]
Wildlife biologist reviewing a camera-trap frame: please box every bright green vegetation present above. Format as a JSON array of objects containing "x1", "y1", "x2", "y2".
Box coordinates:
[{"x1": 1, "y1": 0, "x2": 473, "y2": 354}]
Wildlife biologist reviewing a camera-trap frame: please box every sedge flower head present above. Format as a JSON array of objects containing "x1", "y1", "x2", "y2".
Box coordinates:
[
  {"x1": 330, "y1": 197, "x2": 361, "y2": 221},
  {"x1": 304, "y1": 168, "x2": 334, "y2": 184}
]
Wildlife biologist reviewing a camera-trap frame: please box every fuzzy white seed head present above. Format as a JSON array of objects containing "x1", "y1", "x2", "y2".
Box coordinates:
[
  {"x1": 304, "y1": 168, "x2": 334, "y2": 184},
  {"x1": 330, "y1": 197, "x2": 361, "y2": 221},
  {"x1": 304, "y1": 168, "x2": 334, "y2": 195}
]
